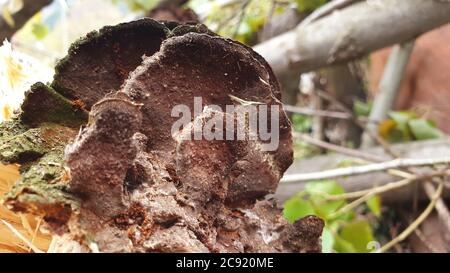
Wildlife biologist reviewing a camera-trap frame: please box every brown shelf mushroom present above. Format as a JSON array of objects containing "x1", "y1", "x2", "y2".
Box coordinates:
[{"x1": 1, "y1": 19, "x2": 323, "y2": 253}]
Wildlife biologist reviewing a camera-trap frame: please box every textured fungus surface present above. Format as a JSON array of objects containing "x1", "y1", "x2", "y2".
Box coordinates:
[{"x1": 0, "y1": 19, "x2": 323, "y2": 253}]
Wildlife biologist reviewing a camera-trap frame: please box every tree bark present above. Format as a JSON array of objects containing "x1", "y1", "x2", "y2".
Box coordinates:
[
  {"x1": 254, "y1": 0, "x2": 450, "y2": 78},
  {"x1": 325, "y1": 63, "x2": 366, "y2": 147},
  {"x1": 0, "y1": 0, "x2": 52, "y2": 42}
]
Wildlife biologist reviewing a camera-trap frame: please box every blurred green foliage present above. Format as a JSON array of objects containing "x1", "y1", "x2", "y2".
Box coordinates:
[
  {"x1": 111, "y1": 0, "x2": 159, "y2": 11},
  {"x1": 353, "y1": 100, "x2": 372, "y2": 118},
  {"x1": 290, "y1": 113, "x2": 319, "y2": 159},
  {"x1": 379, "y1": 111, "x2": 443, "y2": 142},
  {"x1": 291, "y1": 113, "x2": 312, "y2": 133},
  {"x1": 353, "y1": 101, "x2": 443, "y2": 142},
  {"x1": 295, "y1": 0, "x2": 327, "y2": 12},
  {"x1": 91, "y1": 0, "x2": 329, "y2": 45},
  {"x1": 188, "y1": 0, "x2": 327, "y2": 44},
  {"x1": 31, "y1": 22, "x2": 49, "y2": 40},
  {"x1": 283, "y1": 179, "x2": 381, "y2": 253}
]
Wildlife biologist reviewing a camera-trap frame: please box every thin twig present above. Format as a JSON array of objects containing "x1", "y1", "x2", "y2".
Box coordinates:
[
  {"x1": 423, "y1": 180, "x2": 450, "y2": 234},
  {"x1": 413, "y1": 228, "x2": 440, "y2": 253},
  {"x1": 379, "y1": 181, "x2": 444, "y2": 253},
  {"x1": 323, "y1": 172, "x2": 445, "y2": 202},
  {"x1": 214, "y1": 0, "x2": 245, "y2": 33},
  {"x1": 362, "y1": 40, "x2": 416, "y2": 148},
  {"x1": 303, "y1": 68, "x2": 450, "y2": 250},
  {"x1": 298, "y1": 0, "x2": 362, "y2": 28},
  {"x1": 311, "y1": 90, "x2": 325, "y2": 146},
  {"x1": 284, "y1": 104, "x2": 352, "y2": 119},
  {"x1": 282, "y1": 157, "x2": 450, "y2": 183},
  {"x1": 266, "y1": 0, "x2": 277, "y2": 25},
  {"x1": 328, "y1": 172, "x2": 448, "y2": 219},
  {"x1": 233, "y1": 0, "x2": 252, "y2": 38},
  {"x1": 316, "y1": 89, "x2": 400, "y2": 158},
  {"x1": 294, "y1": 132, "x2": 388, "y2": 162}
]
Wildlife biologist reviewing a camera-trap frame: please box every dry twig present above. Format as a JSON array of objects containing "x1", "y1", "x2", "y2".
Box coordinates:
[
  {"x1": 282, "y1": 157, "x2": 450, "y2": 183},
  {"x1": 379, "y1": 182, "x2": 444, "y2": 253}
]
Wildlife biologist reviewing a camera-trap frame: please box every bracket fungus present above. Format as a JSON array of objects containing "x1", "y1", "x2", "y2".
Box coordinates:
[{"x1": 0, "y1": 19, "x2": 323, "y2": 253}]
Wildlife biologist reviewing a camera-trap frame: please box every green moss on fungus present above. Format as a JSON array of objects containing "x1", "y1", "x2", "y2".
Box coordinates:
[
  {"x1": 168, "y1": 23, "x2": 217, "y2": 37},
  {"x1": 0, "y1": 123, "x2": 77, "y2": 164},
  {"x1": 21, "y1": 83, "x2": 88, "y2": 127},
  {"x1": 0, "y1": 128, "x2": 46, "y2": 164},
  {"x1": 51, "y1": 18, "x2": 170, "y2": 109}
]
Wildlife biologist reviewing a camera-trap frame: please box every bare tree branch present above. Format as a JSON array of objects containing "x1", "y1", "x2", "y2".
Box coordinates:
[
  {"x1": 362, "y1": 40, "x2": 416, "y2": 148},
  {"x1": 379, "y1": 181, "x2": 444, "y2": 253},
  {"x1": 282, "y1": 157, "x2": 450, "y2": 183},
  {"x1": 328, "y1": 171, "x2": 448, "y2": 219},
  {"x1": 423, "y1": 180, "x2": 450, "y2": 235},
  {"x1": 284, "y1": 105, "x2": 352, "y2": 120},
  {"x1": 254, "y1": 0, "x2": 450, "y2": 78},
  {"x1": 0, "y1": 0, "x2": 52, "y2": 42},
  {"x1": 276, "y1": 138, "x2": 450, "y2": 203},
  {"x1": 298, "y1": 0, "x2": 361, "y2": 28},
  {"x1": 294, "y1": 132, "x2": 388, "y2": 162}
]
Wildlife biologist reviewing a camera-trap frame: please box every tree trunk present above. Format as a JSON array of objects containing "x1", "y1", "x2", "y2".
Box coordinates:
[{"x1": 325, "y1": 63, "x2": 366, "y2": 147}]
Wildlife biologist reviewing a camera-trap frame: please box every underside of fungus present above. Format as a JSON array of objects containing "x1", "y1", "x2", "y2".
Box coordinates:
[{"x1": 0, "y1": 19, "x2": 323, "y2": 253}]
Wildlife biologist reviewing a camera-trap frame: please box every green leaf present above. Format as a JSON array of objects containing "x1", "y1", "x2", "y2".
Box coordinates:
[
  {"x1": 408, "y1": 119, "x2": 443, "y2": 140},
  {"x1": 246, "y1": 14, "x2": 265, "y2": 32},
  {"x1": 366, "y1": 195, "x2": 381, "y2": 218},
  {"x1": 353, "y1": 100, "x2": 372, "y2": 117},
  {"x1": 321, "y1": 226, "x2": 335, "y2": 253},
  {"x1": 378, "y1": 119, "x2": 401, "y2": 142},
  {"x1": 32, "y1": 23, "x2": 49, "y2": 40},
  {"x1": 388, "y1": 111, "x2": 416, "y2": 141},
  {"x1": 293, "y1": 140, "x2": 318, "y2": 160},
  {"x1": 305, "y1": 180, "x2": 347, "y2": 219},
  {"x1": 283, "y1": 195, "x2": 315, "y2": 224},
  {"x1": 305, "y1": 180, "x2": 345, "y2": 196},
  {"x1": 113, "y1": 0, "x2": 159, "y2": 11},
  {"x1": 291, "y1": 114, "x2": 312, "y2": 133},
  {"x1": 339, "y1": 219, "x2": 374, "y2": 253},
  {"x1": 389, "y1": 111, "x2": 416, "y2": 124},
  {"x1": 335, "y1": 159, "x2": 364, "y2": 168},
  {"x1": 134, "y1": 0, "x2": 159, "y2": 10},
  {"x1": 334, "y1": 234, "x2": 356, "y2": 253},
  {"x1": 234, "y1": 21, "x2": 252, "y2": 43},
  {"x1": 295, "y1": 0, "x2": 327, "y2": 12}
]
